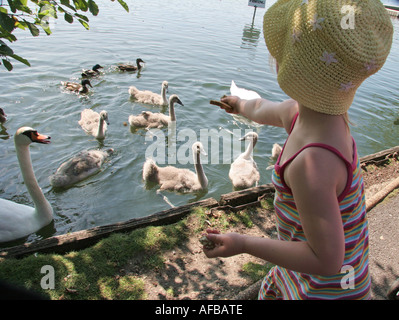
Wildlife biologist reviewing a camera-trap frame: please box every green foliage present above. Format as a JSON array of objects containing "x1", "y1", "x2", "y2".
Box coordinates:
[
  {"x1": 241, "y1": 261, "x2": 272, "y2": 282},
  {"x1": 0, "y1": 213, "x2": 191, "y2": 300},
  {"x1": 0, "y1": 0, "x2": 129, "y2": 71}
]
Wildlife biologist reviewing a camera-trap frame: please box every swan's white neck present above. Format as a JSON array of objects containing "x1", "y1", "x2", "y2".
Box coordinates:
[
  {"x1": 16, "y1": 144, "x2": 53, "y2": 218},
  {"x1": 242, "y1": 138, "x2": 256, "y2": 160},
  {"x1": 97, "y1": 117, "x2": 106, "y2": 139},
  {"x1": 169, "y1": 102, "x2": 176, "y2": 122},
  {"x1": 194, "y1": 151, "x2": 208, "y2": 189},
  {"x1": 161, "y1": 86, "x2": 167, "y2": 106}
]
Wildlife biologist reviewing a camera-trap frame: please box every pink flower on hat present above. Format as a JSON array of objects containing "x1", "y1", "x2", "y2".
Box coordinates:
[
  {"x1": 364, "y1": 59, "x2": 377, "y2": 73},
  {"x1": 292, "y1": 29, "x2": 302, "y2": 44},
  {"x1": 310, "y1": 14, "x2": 325, "y2": 31},
  {"x1": 320, "y1": 51, "x2": 338, "y2": 66},
  {"x1": 340, "y1": 82, "x2": 355, "y2": 92}
]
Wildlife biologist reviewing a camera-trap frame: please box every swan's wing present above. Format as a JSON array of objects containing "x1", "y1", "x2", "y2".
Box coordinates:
[
  {"x1": 51, "y1": 151, "x2": 109, "y2": 188},
  {"x1": 158, "y1": 167, "x2": 198, "y2": 192},
  {"x1": 140, "y1": 113, "x2": 169, "y2": 128},
  {"x1": 229, "y1": 158, "x2": 259, "y2": 186},
  {"x1": 80, "y1": 109, "x2": 99, "y2": 120},
  {"x1": 0, "y1": 198, "x2": 35, "y2": 224},
  {"x1": 57, "y1": 151, "x2": 103, "y2": 176},
  {"x1": 230, "y1": 80, "x2": 261, "y2": 100},
  {"x1": 79, "y1": 109, "x2": 100, "y2": 133},
  {"x1": 0, "y1": 198, "x2": 41, "y2": 242},
  {"x1": 129, "y1": 112, "x2": 153, "y2": 127},
  {"x1": 134, "y1": 91, "x2": 162, "y2": 105},
  {"x1": 232, "y1": 158, "x2": 259, "y2": 175}
]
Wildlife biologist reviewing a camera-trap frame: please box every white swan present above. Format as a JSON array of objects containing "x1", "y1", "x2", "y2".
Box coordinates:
[
  {"x1": 128, "y1": 94, "x2": 183, "y2": 129},
  {"x1": 272, "y1": 143, "x2": 282, "y2": 159},
  {"x1": 143, "y1": 142, "x2": 208, "y2": 193},
  {"x1": 78, "y1": 109, "x2": 109, "y2": 140},
  {"x1": 266, "y1": 143, "x2": 283, "y2": 170},
  {"x1": 61, "y1": 79, "x2": 92, "y2": 94},
  {"x1": 0, "y1": 127, "x2": 53, "y2": 242},
  {"x1": 81, "y1": 64, "x2": 103, "y2": 77},
  {"x1": 50, "y1": 148, "x2": 114, "y2": 189},
  {"x1": 128, "y1": 80, "x2": 169, "y2": 106},
  {"x1": 230, "y1": 80, "x2": 263, "y2": 127},
  {"x1": 230, "y1": 80, "x2": 261, "y2": 100},
  {"x1": 229, "y1": 132, "x2": 260, "y2": 189}
]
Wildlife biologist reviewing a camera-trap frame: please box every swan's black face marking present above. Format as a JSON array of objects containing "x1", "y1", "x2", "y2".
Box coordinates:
[{"x1": 23, "y1": 130, "x2": 51, "y2": 144}]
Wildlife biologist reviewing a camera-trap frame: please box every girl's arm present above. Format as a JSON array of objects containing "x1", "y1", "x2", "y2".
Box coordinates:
[
  {"x1": 219, "y1": 96, "x2": 298, "y2": 133},
  {"x1": 204, "y1": 147, "x2": 347, "y2": 277}
]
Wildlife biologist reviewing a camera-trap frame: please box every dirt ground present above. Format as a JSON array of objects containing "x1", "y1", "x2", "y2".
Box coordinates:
[{"x1": 124, "y1": 155, "x2": 399, "y2": 300}]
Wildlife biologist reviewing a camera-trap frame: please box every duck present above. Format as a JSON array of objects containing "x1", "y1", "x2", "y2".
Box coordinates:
[
  {"x1": 0, "y1": 108, "x2": 6, "y2": 124},
  {"x1": 118, "y1": 58, "x2": 145, "y2": 72},
  {"x1": 128, "y1": 94, "x2": 183, "y2": 129},
  {"x1": 81, "y1": 64, "x2": 103, "y2": 77},
  {"x1": 61, "y1": 79, "x2": 92, "y2": 94},
  {"x1": 50, "y1": 148, "x2": 114, "y2": 189},
  {"x1": 128, "y1": 80, "x2": 169, "y2": 106},
  {"x1": 229, "y1": 132, "x2": 260, "y2": 189},
  {"x1": 143, "y1": 141, "x2": 208, "y2": 193},
  {"x1": 78, "y1": 109, "x2": 109, "y2": 140},
  {"x1": 0, "y1": 127, "x2": 53, "y2": 242},
  {"x1": 230, "y1": 80, "x2": 261, "y2": 100}
]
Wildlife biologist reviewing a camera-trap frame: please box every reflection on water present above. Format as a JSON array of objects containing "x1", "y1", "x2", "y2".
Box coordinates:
[
  {"x1": 0, "y1": 125, "x2": 9, "y2": 140},
  {"x1": 241, "y1": 23, "x2": 261, "y2": 50}
]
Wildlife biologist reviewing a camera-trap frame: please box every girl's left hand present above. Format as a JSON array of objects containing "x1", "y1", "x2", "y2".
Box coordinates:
[{"x1": 202, "y1": 229, "x2": 244, "y2": 258}]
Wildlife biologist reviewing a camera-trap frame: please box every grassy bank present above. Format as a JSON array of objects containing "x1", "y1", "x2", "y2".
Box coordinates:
[{"x1": 0, "y1": 200, "x2": 273, "y2": 300}]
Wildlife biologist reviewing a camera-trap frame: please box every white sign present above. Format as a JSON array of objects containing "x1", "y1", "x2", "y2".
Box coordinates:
[{"x1": 248, "y1": 0, "x2": 266, "y2": 8}]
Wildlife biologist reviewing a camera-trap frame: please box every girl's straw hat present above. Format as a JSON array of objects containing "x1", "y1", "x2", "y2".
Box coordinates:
[{"x1": 263, "y1": 0, "x2": 393, "y2": 115}]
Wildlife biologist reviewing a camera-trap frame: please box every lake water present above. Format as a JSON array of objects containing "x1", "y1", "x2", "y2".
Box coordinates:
[{"x1": 1, "y1": 0, "x2": 398, "y2": 246}]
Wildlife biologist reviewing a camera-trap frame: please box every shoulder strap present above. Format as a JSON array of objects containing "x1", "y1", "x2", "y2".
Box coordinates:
[
  {"x1": 289, "y1": 113, "x2": 299, "y2": 134},
  {"x1": 278, "y1": 141, "x2": 355, "y2": 201}
]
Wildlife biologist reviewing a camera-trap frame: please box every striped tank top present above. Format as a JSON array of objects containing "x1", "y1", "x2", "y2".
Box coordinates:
[{"x1": 259, "y1": 115, "x2": 371, "y2": 300}]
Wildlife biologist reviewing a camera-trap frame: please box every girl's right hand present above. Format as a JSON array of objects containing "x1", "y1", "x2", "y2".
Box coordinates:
[{"x1": 220, "y1": 96, "x2": 241, "y2": 114}]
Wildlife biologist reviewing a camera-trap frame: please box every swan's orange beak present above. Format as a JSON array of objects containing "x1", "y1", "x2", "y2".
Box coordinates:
[{"x1": 31, "y1": 131, "x2": 51, "y2": 144}]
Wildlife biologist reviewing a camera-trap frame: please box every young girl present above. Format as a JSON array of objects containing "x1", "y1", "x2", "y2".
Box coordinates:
[{"x1": 203, "y1": 0, "x2": 393, "y2": 300}]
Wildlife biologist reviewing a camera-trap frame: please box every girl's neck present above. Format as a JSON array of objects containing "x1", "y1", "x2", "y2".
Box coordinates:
[
  {"x1": 297, "y1": 104, "x2": 349, "y2": 138},
  {"x1": 288, "y1": 104, "x2": 353, "y2": 163}
]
